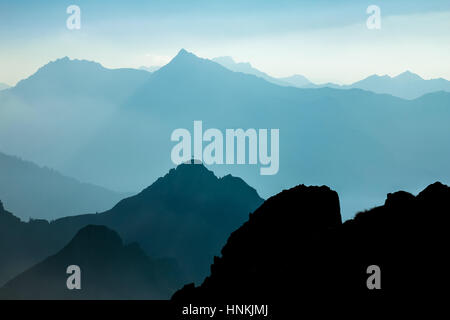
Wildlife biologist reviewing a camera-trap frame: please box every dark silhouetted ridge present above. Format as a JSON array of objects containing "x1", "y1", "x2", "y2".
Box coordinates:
[
  {"x1": 173, "y1": 182, "x2": 450, "y2": 305},
  {"x1": 173, "y1": 184, "x2": 342, "y2": 301},
  {"x1": 64, "y1": 225, "x2": 123, "y2": 253}
]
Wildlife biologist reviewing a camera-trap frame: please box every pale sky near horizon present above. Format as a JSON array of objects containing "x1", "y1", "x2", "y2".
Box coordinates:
[{"x1": 1, "y1": 0, "x2": 449, "y2": 86}]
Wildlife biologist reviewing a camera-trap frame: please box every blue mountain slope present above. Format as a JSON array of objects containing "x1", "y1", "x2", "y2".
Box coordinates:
[
  {"x1": 0, "y1": 49, "x2": 449, "y2": 218},
  {"x1": 0, "y1": 152, "x2": 127, "y2": 220},
  {"x1": 214, "y1": 56, "x2": 450, "y2": 99},
  {"x1": 12, "y1": 57, "x2": 151, "y2": 102},
  {"x1": 348, "y1": 71, "x2": 450, "y2": 99},
  {"x1": 293, "y1": 71, "x2": 450, "y2": 99},
  {"x1": 212, "y1": 56, "x2": 294, "y2": 87}
]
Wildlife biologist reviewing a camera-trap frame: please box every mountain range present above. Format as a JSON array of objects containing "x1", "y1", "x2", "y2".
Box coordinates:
[
  {"x1": 0, "y1": 49, "x2": 449, "y2": 219},
  {"x1": 213, "y1": 56, "x2": 450, "y2": 99},
  {"x1": 0, "y1": 163, "x2": 263, "y2": 288},
  {"x1": 0, "y1": 151, "x2": 126, "y2": 220},
  {"x1": 1, "y1": 166, "x2": 448, "y2": 300},
  {"x1": 0, "y1": 83, "x2": 10, "y2": 91},
  {"x1": 211, "y1": 56, "x2": 295, "y2": 87}
]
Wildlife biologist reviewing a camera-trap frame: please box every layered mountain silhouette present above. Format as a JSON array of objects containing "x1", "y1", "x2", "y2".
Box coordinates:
[
  {"x1": 212, "y1": 56, "x2": 296, "y2": 87},
  {"x1": 0, "y1": 83, "x2": 9, "y2": 91},
  {"x1": 303, "y1": 71, "x2": 450, "y2": 100},
  {"x1": 1, "y1": 49, "x2": 449, "y2": 218},
  {"x1": 173, "y1": 182, "x2": 450, "y2": 303},
  {"x1": 0, "y1": 225, "x2": 181, "y2": 299},
  {"x1": 51, "y1": 163, "x2": 263, "y2": 283},
  {"x1": 0, "y1": 151, "x2": 126, "y2": 220},
  {"x1": 278, "y1": 74, "x2": 313, "y2": 87},
  {"x1": 213, "y1": 56, "x2": 450, "y2": 99},
  {"x1": 343, "y1": 71, "x2": 450, "y2": 99},
  {"x1": 0, "y1": 199, "x2": 63, "y2": 287},
  {"x1": 0, "y1": 163, "x2": 263, "y2": 287}
]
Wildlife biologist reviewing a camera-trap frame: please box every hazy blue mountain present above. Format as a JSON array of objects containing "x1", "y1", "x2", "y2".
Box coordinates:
[
  {"x1": 285, "y1": 71, "x2": 450, "y2": 99},
  {"x1": 213, "y1": 56, "x2": 316, "y2": 88},
  {"x1": 348, "y1": 71, "x2": 450, "y2": 99},
  {"x1": 0, "y1": 57, "x2": 151, "y2": 189},
  {"x1": 12, "y1": 57, "x2": 151, "y2": 101},
  {"x1": 0, "y1": 151, "x2": 126, "y2": 220},
  {"x1": 0, "y1": 83, "x2": 10, "y2": 91},
  {"x1": 123, "y1": 49, "x2": 450, "y2": 216},
  {"x1": 212, "y1": 56, "x2": 294, "y2": 86},
  {"x1": 0, "y1": 225, "x2": 182, "y2": 299},
  {"x1": 301, "y1": 81, "x2": 343, "y2": 89},
  {"x1": 278, "y1": 74, "x2": 313, "y2": 87},
  {"x1": 139, "y1": 65, "x2": 161, "y2": 72},
  {"x1": 0, "y1": 163, "x2": 263, "y2": 287},
  {"x1": 1, "y1": 49, "x2": 449, "y2": 219},
  {"x1": 213, "y1": 56, "x2": 450, "y2": 99}
]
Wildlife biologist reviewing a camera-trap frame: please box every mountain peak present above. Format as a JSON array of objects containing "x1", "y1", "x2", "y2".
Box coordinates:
[
  {"x1": 173, "y1": 48, "x2": 197, "y2": 61},
  {"x1": 417, "y1": 181, "x2": 449, "y2": 201},
  {"x1": 142, "y1": 162, "x2": 219, "y2": 195},
  {"x1": 364, "y1": 74, "x2": 390, "y2": 80},
  {"x1": 171, "y1": 160, "x2": 212, "y2": 174},
  {"x1": 178, "y1": 48, "x2": 189, "y2": 55},
  {"x1": 44, "y1": 56, "x2": 103, "y2": 70},
  {"x1": 395, "y1": 70, "x2": 423, "y2": 80},
  {"x1": 156, "y1": 49, "x2": 215, "y2": 74},
  {"x1": 65, "y1": 225, "x2": 123, "y2": 252}
]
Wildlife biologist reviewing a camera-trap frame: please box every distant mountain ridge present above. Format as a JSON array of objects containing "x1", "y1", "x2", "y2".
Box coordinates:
[
  {"x1": 0, "y1": 225, "x2": 182, "y2": 299},
  {"x1": 213, "y1": 56, "x2": 450, "y2": 99},
  {"x1": 0, "y1": 83, "x2": 10, "y2": 91},
  {"x1": 345, "y1": 71, "x2": 450, "y2": 99},
  {"x1": 212, "y1": 56, "x2": 295, "y2": 87},
  {"x1": 0, "y1": 151, "x2": 126, "y2": 220}
]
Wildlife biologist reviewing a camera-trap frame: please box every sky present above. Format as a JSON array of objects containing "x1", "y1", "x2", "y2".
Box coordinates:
[{"x1": 1, "y1": 0, "x2": 450, "y2": 85}]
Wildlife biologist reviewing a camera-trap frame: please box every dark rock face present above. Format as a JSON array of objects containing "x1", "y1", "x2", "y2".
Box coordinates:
[
  {"x1": 173, "y1": 182, "x2": 450, "y2": 303},
  {"x1": 0, "y1": 225, "x2": 181, "y2": 300},
  {"x1": 173, "y1": 184, "x2": 342, "y2": 301}
]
